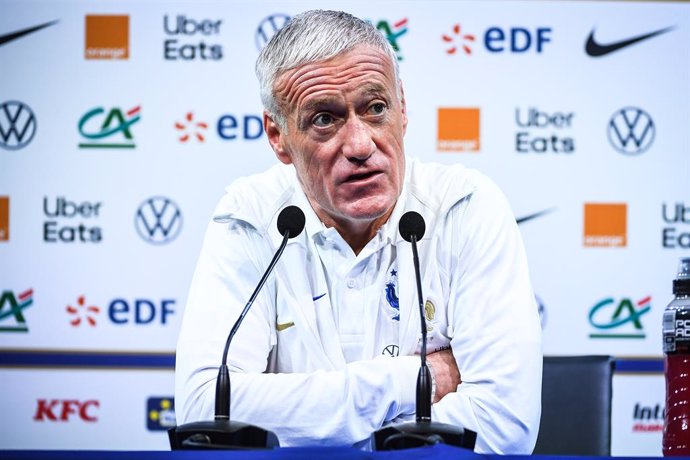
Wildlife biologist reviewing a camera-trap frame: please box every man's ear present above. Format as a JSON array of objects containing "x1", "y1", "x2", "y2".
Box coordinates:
[{"x1": 264, "y1": 111, "x2": 292, "y2": 165}]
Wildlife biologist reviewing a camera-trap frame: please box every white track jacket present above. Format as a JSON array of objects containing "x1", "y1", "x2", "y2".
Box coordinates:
[{"x1": 174, "y1": 158, "x2": 542, "y2": 453}]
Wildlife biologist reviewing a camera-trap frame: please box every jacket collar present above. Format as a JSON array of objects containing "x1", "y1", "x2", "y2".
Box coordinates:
[{"x1": 212, "y1": 158, "x2": 477, "y2": 251}]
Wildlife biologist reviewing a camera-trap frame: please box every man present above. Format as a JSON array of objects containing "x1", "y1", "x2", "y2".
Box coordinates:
[{"x1": 175, "y1": 9, "x2": 542, "y2": 454}]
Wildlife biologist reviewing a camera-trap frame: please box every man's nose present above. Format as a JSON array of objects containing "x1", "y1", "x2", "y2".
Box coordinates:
[{"x1": 341, "y1": 117, "x2": 375, "y2": 161}]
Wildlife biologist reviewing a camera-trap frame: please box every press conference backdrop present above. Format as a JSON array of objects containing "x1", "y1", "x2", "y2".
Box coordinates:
[{"x1": 0, "y1": 0, "x2": 687, "y2": 455}]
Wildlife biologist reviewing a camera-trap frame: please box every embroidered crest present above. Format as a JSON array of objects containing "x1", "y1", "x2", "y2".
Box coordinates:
[
  {"x1": 384, "y1": 268, "x2": 400, "y2": 321},
  {"x1": 425, "y1": 299, "x2": 436, "y2": 332},
  {"x1": 424, "y1": 299, "x2": 435, "y2": 321}
]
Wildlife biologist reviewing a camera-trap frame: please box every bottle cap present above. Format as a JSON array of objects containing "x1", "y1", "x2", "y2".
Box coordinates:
[{"x1": 673, "y1": 257, "x2": 690, "y2": 295}]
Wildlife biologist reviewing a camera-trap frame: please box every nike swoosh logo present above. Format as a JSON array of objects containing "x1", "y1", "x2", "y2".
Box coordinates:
[
  {"x1": 276, "y1": 321, "x2": 295, "y2": 331},
  {"x1": 312, "y1": 293, "x2": 327, "y2": 301},
  {"x1": 0, "y1": 20, "x2": 59, "y2": 47},
  {"x1": 585, "y1": 26, "x2": 675, "y2": 57},
  {"x1": 516, "y1": 209, "x2": 554, "y2": 225}
]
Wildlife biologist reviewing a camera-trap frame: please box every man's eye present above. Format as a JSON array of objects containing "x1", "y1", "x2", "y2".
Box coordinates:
[
  {"x1": 369, "y1": 102, "x2": 386, "y2": 115},
  {"x1": 313, "y1": 113, "x2": 334, "y2": 127}
]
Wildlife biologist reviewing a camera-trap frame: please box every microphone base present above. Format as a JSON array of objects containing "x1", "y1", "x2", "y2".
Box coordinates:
[
  {"x1": 168, "y1": 419, "x2": 279, "y2": 450},
  {"x1": 372, "y1": 421, "x2": 477, "y2": 451}
]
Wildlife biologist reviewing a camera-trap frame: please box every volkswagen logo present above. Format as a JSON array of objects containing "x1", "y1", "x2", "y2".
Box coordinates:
[
  {"x1": 607, "y1": 107, "x2": 655, "y2": 155},
  {"x1": 135, "y1": 197, "x2": 182, "y2": 245},
  {"x1": 0, "y1": 101, "x2": 37, "y2": 150},
  {"x1": 255, "y1": 13, "x2": 290, "y2": 51},
  {"x1": 382, "y1": 345, "x2": 399, "y2": 357}
]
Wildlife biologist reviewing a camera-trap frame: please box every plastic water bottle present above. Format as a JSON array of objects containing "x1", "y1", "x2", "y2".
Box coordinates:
[{"x1": 663, "y1": 257, "x2": 690, "y2": 456}]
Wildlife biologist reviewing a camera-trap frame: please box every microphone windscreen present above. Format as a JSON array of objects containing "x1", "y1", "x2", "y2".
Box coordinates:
[
  {"x1": 277, "y1": 206, "x2": 306, "y2": 239},
  {"x1": 399, "y1": 211, "x2": 425, "y2": 242}
]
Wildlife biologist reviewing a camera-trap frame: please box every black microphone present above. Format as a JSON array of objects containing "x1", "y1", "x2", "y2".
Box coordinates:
[
  {"x1": 398, "y1": 211, "x2": 432, "y2": 422},
  {"x1": 398, "y1": 211, "x2": 426, "y2": 245},
  {"x1": 372, "y1": 211, "x2": 477, "y2": 451},
  {"x1": 169, "y1": 205, "x2": 306, "y2": 450}
]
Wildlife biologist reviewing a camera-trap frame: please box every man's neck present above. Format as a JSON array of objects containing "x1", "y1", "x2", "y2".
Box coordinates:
[{"x1": 316, "y1": 208, "x2": 394, "y2": 256}]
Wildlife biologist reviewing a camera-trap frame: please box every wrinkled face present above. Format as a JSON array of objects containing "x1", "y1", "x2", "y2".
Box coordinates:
[{"x1": 265, "y1": 45, "x2": 408, "y2": 232}]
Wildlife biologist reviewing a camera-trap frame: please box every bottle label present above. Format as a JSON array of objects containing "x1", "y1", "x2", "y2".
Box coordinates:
[{"x1": 664, "y1": 308, "x2": 690, "y2": 354}]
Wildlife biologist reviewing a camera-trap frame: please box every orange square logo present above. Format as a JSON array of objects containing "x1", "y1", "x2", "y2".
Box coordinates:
[
  {"x1": 0, "y1": 196, "x2": 8, "y2": 242},
  {"x1": 584, "y1": 203, "x2": 627, "y2": 247},
  {"x1": 437, "y1": 108, "x2": 480, "y2": 152},
  {"x1": 85, "y1": 15, "x2": 129, "y2": 60}
]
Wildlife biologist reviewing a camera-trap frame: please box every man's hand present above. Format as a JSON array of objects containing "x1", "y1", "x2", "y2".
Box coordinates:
[{"x1": 427, "y1": 348, "x2": 461, "y2": 403}]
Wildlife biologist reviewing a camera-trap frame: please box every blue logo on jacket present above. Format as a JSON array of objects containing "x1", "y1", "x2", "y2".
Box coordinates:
[{"x1": 385, "y1": 268, "x2": 400, "y2": 321}]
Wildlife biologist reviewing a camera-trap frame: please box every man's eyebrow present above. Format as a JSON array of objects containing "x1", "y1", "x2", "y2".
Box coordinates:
[
  {"x1": 360, "y1": 83, "x2": 388, "y2": 97},
  {"x1": 300, "y1": 98, "x2": 338, "y2": 114}
]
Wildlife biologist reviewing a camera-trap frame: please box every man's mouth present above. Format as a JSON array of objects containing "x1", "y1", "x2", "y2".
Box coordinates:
[{"x1": 344, "y1": 171, "x2": 381, "y2": 183}]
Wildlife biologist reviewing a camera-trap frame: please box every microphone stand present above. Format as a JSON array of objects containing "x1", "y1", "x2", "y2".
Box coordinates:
[
  {"x1": 410, "y1": 232, "x2": 432, "y2": 423},
  {"x1": 372, "y1": 212, "x2": 477, "y2": 451},
  {"x1": 169, "y1": 206, "x2": 305, "y2": 449}
]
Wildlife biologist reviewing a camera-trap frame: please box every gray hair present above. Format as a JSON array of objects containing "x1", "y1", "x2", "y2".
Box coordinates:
[{"x1": 255, "y1": 10, "x2": 400, "y2": 132}]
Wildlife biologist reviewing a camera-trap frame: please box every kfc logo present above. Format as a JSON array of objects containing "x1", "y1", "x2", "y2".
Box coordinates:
[{"x1": 34, "y1": 399, "x2": 99, "y2": 422}]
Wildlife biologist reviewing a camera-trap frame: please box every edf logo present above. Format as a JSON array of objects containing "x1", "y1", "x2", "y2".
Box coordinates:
[
  {"x1": 109, "y1": 299, "x2": 175, "y2": 325},
  {"x1": 443, "y1": 23, "x2": 552, "y2": 55},
  {"x1": 484, "y1": 26, "x2": 552, "y2": 53},
  {"x1": 65, "y1": 296, "x2": 175, "y2": 326},
  {"x1": 217, "y1": 114, "x2": 263, "y2": 141},
  {"x1": 34, "y1": 399, "x2": 99, "y2": 422}
]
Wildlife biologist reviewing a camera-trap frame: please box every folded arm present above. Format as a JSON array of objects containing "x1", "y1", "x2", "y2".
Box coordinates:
[
  {"x1": 431, "y1": 177, "x2": 542, "y2": 454},
  {"x1": 174, "y1": 216, "x2": 419, "y2": 446}
]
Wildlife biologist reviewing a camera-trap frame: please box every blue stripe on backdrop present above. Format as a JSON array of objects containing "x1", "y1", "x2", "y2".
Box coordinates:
[
  {"x1": 614, "y1": 358, "x2": 664, "y2": 374},
  {"x1": 0, "y1": 350, "x2": 664, "y2": 373},
  {"x1": 0, "y1": 349, "x2": 175, "y2": 369}
]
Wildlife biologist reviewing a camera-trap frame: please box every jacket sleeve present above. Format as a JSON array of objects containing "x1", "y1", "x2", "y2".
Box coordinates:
[
  {"x1": 431, "y1": 174, "x2": 543, "y2": 454},
  {"x1": 174, "y1": 210, "x2": 419, "y2": 447}
]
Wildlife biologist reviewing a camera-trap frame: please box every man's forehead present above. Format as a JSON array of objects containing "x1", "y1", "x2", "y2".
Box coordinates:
[
  {"x1": 282, "y1": 44, "x2": 391, "y2": 76},
  {"x1": 275, "y1": 46, "x2": 395, "y2": 97},
  {"x1": 301, "y1": 82, "x2": 390, "y2": 104}
]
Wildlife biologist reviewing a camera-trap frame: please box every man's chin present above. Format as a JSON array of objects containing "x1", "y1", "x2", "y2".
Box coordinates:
[{"x1": 339, "y1": 202, "x2": 396, "y2": 223}]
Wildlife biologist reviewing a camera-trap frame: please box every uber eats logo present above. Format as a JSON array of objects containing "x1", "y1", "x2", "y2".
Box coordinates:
[
  {"x1": 163, "y1": 14, "x2": 223, "y2": 60},
  {"x1": 662, "y1": 202, "x2": 690, "y2": 249},
  {"x1": 43, "y1": 196, "x2": 102, "y2": 243},
  {"x1": 515, "y1": 107, "x2": 575, "y2": 154},
  {"x1": 589, "y1": 296, "x2": 651, "y2": 339}
]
